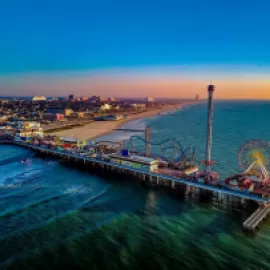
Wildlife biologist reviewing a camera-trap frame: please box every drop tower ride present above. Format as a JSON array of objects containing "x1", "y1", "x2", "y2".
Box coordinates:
[{"x1": 203, "y1": 84, "x2": 216, "y2": 176}]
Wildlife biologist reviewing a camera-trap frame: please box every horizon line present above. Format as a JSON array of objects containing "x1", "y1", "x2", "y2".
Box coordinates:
[{"x1": 1, "y1": 95, "x2": 270, "y2": 102}]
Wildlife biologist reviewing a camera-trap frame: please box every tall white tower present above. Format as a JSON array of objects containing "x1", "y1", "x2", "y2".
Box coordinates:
[{"x1": 205, "y1": 84, "x2": 215, "y2": 173}]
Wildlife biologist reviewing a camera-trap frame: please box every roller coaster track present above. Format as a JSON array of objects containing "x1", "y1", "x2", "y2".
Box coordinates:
[
  {"x1": 85, "y1": 137, "x2": 195, "y2": 164},
  {"x1": 126, "y1": 135, "x2": 194, "y2": 163}
]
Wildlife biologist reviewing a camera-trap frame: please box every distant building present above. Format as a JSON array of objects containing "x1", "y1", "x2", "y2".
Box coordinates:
[
  {"x1": 32, "y1": 96, "x2": 47, "y2": 101},
  {"x1": 0, "y1": 116, "x2": 8, "y2": 122},
  {"x1": 109, "y1": 97, "x2": 116, "y2": 102},
  {"x1": 130, "y1": 104, "x2": 146, "y2": 110},
  {"x1": 88, "y1": 96, "x2": 99, "y2": 103},
  {"x1": 195, "y1": 94, "x2": 200, "y2": 100},
  {"x1": 89, "y1": 96, "x2": 109, "y2": 104},
  {"x1": 93, "y1": 103, "x2": 112, "y2": 111},
  {"x1": 46, "y1": 108, "x2": 74, "y2": 117},
  {"x1": 43, "y1": 113, "x2": 65, "y2": 121},
  {"x1": 22, "y1": 121, "x2": 41, "y2": 129},
  {"x1": 69, "y1": 112, "x2": 85, "y2": 118},
  {"x1": 81, "y1": 96, "x2": 89, "y2": 101},
  {"x1": 100, "y1": 97, "x2": 109, "y2": 102},
  {"x1": 146, "y1": 97, "x2": 154, "y2": 102},
  {"x1": 0, "y1": 99, "x2": 9, "y2": 104},
  {"x1": 111, "y1": 104, "x2": 121, "y2": 110},
  {"x1": 68, "y1": 94, "x2": 75, "y2": 101}
]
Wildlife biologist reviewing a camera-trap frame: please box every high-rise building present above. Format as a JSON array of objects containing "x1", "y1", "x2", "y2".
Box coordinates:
[
  {"x1": 195, "y1": 94, "x2": 200, "y2": 100},
  {"x1": 68, "y1": 94, "x2": 75, "y2": 101}
]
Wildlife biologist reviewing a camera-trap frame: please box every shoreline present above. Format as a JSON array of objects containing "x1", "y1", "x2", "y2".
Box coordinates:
[{"x1": 50, "y1": 101, "x2": 202, "y2": 141}]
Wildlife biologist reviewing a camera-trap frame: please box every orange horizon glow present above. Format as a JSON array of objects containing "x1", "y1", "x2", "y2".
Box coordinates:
[{"x1": 0, "y1": 69, "x2": 270, "y2": 100}]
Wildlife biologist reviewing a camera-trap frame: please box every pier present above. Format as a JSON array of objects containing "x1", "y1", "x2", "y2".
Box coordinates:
[
  {"x1": 7, "y1": 141, "x2": 270, "y2": 204},
  {"x1": 1, "y1": 140, "x2": 270, "y2": 231},
  {"x1": 243, "y1": 206, "x2": 270, "y2": 231}
]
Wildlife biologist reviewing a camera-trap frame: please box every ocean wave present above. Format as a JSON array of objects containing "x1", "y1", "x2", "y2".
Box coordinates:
[
  {"x1": 0, "y1": 168, "x2": 43, "y2": 187},
  {"x1": 80, "y1": 184, "x2": 112, "y2": 207},
  {"x1": 0, "y1": 184, "x2": 89, "y2": 219},
  {"x1": 0, "y1": 153, "x2": 30, "y2": 166},
  {"x1": 0, "y1": 185, "x2": 108, "y2": 245},
  {"x1": 0, "y1": 184, "x2": 45, "y2": 199}
]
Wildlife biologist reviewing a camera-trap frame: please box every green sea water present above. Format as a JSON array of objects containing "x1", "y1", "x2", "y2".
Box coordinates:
[{"x1": 1, "y1": 101, "x2": 270, "y2": 269}]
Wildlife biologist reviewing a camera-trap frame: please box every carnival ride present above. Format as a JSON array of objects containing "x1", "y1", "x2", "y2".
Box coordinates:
[
  {"x1": 225, "y1": 140, "x2": 270, "y2": 196},
  {"x1": 238, "y1": 140, "x2": 270, "y2": 174},
  {"x1": 94, "y1": 140, "x2": 124, "y2": 156},
  {"x1": 125, "y1": 134, "x2": 197, "y2": 169}
]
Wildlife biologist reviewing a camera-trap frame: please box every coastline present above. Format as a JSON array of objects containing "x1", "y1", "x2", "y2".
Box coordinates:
[{"x1": 51, "y1": 101, "x2": 202, "y2": 141}]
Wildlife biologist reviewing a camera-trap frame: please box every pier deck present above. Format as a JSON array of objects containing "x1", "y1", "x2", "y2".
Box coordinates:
[{"x1": 9, "y1": 141, "x2": 270, "y2": 204}]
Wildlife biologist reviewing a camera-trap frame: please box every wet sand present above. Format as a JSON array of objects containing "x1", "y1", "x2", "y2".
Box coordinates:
[{"x1": 51, "y1": 101, "x2": 201, "y2": 141}]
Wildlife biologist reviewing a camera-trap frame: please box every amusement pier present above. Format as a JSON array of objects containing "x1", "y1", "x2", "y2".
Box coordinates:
[{"x1": 1, "y1": 85, "x2": 270, "y2": 232}]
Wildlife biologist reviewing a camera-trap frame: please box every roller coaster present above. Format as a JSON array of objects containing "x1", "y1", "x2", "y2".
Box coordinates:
[{"x1": 125, "y1": 135, "x2": 196, "y2": 168}]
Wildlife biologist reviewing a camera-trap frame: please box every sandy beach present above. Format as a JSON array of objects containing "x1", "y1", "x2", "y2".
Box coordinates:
[{"x1": 51, "y1": 101, "x2": 201, "y2": 141}]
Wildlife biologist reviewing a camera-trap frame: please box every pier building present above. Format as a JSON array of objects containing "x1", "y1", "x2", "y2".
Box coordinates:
[{"x1": 109, "y1": 154, "x2": 159, "y2": 172}]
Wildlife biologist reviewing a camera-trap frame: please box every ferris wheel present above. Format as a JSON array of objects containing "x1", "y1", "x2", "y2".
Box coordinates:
[{"x1": 238, "y1": 140, "x2": 270, "y2": 171}]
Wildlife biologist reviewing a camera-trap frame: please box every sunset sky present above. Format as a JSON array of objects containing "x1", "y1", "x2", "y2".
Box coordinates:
[{"x1": 1, "y1": 0, "x2": 270, "y2": 99}]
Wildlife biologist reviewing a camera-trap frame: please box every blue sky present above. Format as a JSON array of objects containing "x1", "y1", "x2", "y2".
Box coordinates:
[
  {"x1": 1, "y1": 0, "x2": 270, "y2": 73},
  {"x1": 0, "y1": 0, "x2": 270, "y2": 98}
]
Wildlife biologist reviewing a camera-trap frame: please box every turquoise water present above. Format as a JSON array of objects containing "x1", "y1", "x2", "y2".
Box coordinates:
[{"x1": 1, "y1": 101, "x2": 270, "y2": 269}]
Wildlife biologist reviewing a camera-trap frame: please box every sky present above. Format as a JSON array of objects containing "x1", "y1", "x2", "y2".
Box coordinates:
[{"x1": 0, "y1": 0, "x2": 270, "y2": 99}]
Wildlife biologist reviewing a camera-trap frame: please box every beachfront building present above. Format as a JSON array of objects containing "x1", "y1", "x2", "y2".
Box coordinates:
[
  {"x1": 109, "y1": 154, "x2": 159, "y2": 172},
  {"x1": 14, "y1": 122, "x2": 43, "y2": 142},
  {"x1": 15, "y1": 121, "x2": 41, "y2": 130},
  {"x1": 15, "y1": 128, "x2": 43, "y2": 139}
]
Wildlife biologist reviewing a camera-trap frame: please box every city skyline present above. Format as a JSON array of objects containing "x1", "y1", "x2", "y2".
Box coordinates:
[{"x1": 1, "y1": 0, "x2": 270, "y2": 99}]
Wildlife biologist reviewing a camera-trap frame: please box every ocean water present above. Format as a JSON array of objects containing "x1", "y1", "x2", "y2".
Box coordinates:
[{"x1": 1, "y1": 101, "x2": 270, "y2": 269}]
